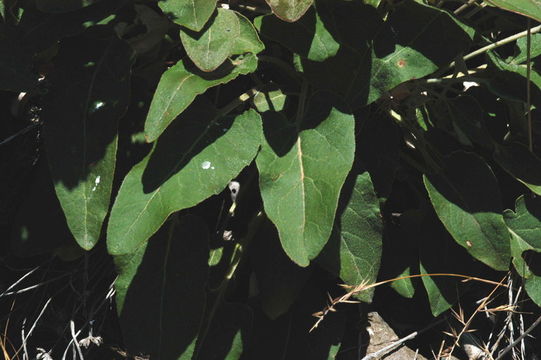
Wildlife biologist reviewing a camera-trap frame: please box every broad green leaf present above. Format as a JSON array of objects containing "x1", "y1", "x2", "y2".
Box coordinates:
[
  {"x1": 114, "y1": 215, "x2": 208, "y2": 358},
  {"x1": 254, "y1": 7, "x2": 339, "y2": 62},
  {"x1": 265, "y1": 0, "x2": 314, "y2": 22},
  {"x1": 230, "y1": 12, "x2": 265, "y2": 55},
  {"x1": 250, "y1": 221, "x2": 311, "y2": 318},
  {"x1": 144, "y1": 53, "x2": 257, "y2": 142},
  {"x1": 390, "y1": 267, "x2": 415, "y2": 298},
  {"x1": 525, "y1": 275, "x2": 541, "y2": 307},
  {"x1": 180, "y1": 9, "x2": 240, "y2": 72},
  {"x1": 420, "y1": 262, "x2": 453, "y2": 317},
  {"x1": 0, "y1": 24, "x2": 38, "y2": 91},
  {"x1": 43, "y1": 29, "x2": 134, "y2": 250},
  {"x1": 107, "y1": 107, "x2": 262, "y2": 255},
  {"x1": 252, "y1": 88, "x2": 287, "y2": 112},
  {"x1": 317, "y1": 172, "x2": 383, "y2": 302},
  {"x1": 256, "y1": 101, "x2": 355, "y2": 267},
  {"x1": 423, "y1": 152, "x2": 511, "y2": 271},
  {"x1": 504, "y1": 195, "x2": 541, "y2": 277},
  {"x1": 159, "y1": 0, "x2": 217, "y2": 32},
  {"x1": 303, "y1": 0, "x2": 473, "y2": 107},
  {"x1": 36, "y1": 0, "x2": 103, "y2": 13},
  {"x1": 509, "y1": 33, "x2": 541, "y2": 64},
  {"x1": 485, "y1": 0, "x2": 541, "y2": 22},
  {"x1": 489, "y1": 51, "x2": 541, "y2": 94},
  {"x1": 493, "y1": 144, "x2": 541, "y2": 196}
]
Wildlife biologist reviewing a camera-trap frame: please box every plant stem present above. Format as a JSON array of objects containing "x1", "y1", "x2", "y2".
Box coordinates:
[
  {"x1": 526, "y1": 20, "x2": 533, "y2": 153},
  {"x1": 436, "y1": 25, "x2": 541, "y2": 76}
]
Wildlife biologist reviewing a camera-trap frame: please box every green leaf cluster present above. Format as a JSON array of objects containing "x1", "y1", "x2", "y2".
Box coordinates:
[{"x1": 3, "y1": 0, "x2": 541, "y2": 358}]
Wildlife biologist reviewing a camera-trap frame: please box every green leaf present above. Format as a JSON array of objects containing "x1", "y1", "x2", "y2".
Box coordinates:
[
  {"x1": 158, "y1": 0, "x2": 217, "y2": 32},
  {"x1": 36, "y1": 0, "x2": 103, "y2": 13},
  {"x1": 252, "y1": 88, "x2": 287, "y2": 112},
  {"x1": 485, "y1": 0, "x2": 541, "y2": 22},
  {"x1": 256, "y1": 100, "x2": 355, "y2": 267},
  {"x1": 250, "y1": 221, "x2": 311, "y2": 319},
  {"x1": 504, "y1": 195, "x2": 541, "y2": 278},
  {"x1": 493, "y1": 144, "x2": 541, "y2": 196},
  {"x1": 265, "y1": 0, "x2": 314, "y2": 22},
  {"x1": 302, "y1": 1, "x2": 473, "y2": 107},
  {"x1": 509, "y1": 33, "x2": 541, "y2": 64},
  {"x1": 43, "y1": 29, "x2": 134, "y2": 250},
  {"x1": 489, "y1": 51, "x2": 541, "y2": 94},
  {"x1": 144, "y1": 53, "x2": 257, "y2": 142},
  {"x1": 114, "y1": 215, "x2": 209, "y2": 358},
  {"x1": 230, "y1": 12, "x2": 265, "y2": 55},
  {"x1": 420, "y1": 262, "x2": 453, "y2": 317},
  {"x1": 254, "y1": 7, "x2": 339, "y2": 62},
  {"x1": 180, "y1": 9, "x2": 240, "y2": 72},
  {"x1": 525, "y1": 275, "x2": 541, "y2": 307},
  {"x1": 423, "y1": 152, "x2": 511, "y2": 271},
  {"x1": 107, "y1": 106, "x2": 262, "y2": 255},
  {"x1": 390, "y1": 267, "x2": 415, "y2": 299},
  {"x1": 317, "y1": 172, "x2": 383, "y2": 302}
]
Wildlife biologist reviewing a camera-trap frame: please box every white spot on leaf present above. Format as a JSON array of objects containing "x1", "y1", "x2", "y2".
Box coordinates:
[
  {"x1": 91, "y1": 176, "x2": 101, "y2": 192},
  {"x1": 201, "y1": 161, "x2": 212, "y2": 170}
]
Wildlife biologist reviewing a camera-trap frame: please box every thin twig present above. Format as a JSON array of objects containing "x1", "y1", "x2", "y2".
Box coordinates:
[
  {"x1": 436, "y1": 25, "x2": 541, "y2": 76},
  {"x1": 494, "y1": 314, "x2": 541, "y2": 360},
  {"x1": 526, "y1": 19, "x2": 533, "y2": 153},
  {"x1": 311, "y1": 273, "x2": 509, "y2": 332}
]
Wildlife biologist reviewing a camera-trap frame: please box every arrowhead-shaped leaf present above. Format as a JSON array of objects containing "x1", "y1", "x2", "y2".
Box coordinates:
[
  {"x1": 108, "y1": 106, "x2": 262, "y2": 255},
  {"x1": 504, "y1": 195, "x2": 541, "y2": 276},
  {"x1": 485, "y1": 0, "x2": 541, "y2": 22},
  {"x1": 256, "y1": 101, "x2": 355, "y2": 267},
  {"x1": 423, "y1": 152, "x2": 511, "y2": 271},
  {"x1": 316, "y1": 172, "x2": 383, "y2": 302},
  {"x1": 265, "y1": 0, "x2": 314, "y2": 22},
  {"x1": 144, "y1": 53, "x2": 257, "y2": 142},
  {"x1": 180, "y1": 9, "x2": 240, "y2": 72},
  {"x1": 114, "y1": 215, "x2": 209, "y2": 358},
  {"x1": 43, "y1": 30, "x2": 134, "y2": 250},
  {"x1": 504, "y1": 195, "x2": 541, "y2": 306},
  {"x1": 158, "y1": 0, "x2": 217, "y2": 32}
]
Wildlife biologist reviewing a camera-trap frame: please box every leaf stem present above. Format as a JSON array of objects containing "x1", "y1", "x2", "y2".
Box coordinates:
[
  {"x1": 217, "y1": 87, "x2": 260, "y2": 117},
  {"x1": 436, "y1": 25, "x2": 541, "y2": 76},
  {"x1": 526, "y1": 19, "x2": 533, "y2": 153}
]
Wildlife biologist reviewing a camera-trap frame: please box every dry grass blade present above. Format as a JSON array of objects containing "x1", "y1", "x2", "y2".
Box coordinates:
[{"x1": 310, "y1": 273, "x2": 509, "y2": 332}]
